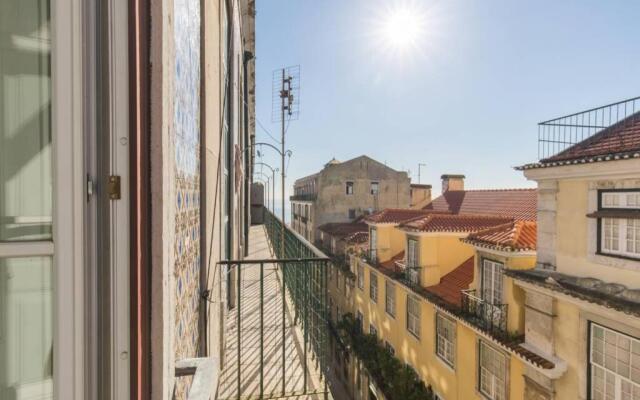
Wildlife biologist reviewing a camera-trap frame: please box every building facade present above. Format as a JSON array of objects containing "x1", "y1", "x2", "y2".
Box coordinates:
[
  {"x1": 0, "y1": 1, "x2": 255, "y2": 399},
  {"x1": 513, "y1": 99, "x2": 640, "y2": 400},
  {"x1": 290, "y1": 155, "x2": 413, "y2": 243}
]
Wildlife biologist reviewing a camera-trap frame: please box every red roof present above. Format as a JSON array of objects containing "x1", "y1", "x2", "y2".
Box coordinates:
[
  {"x1": 425, "y1": 257, "x2": 474, "y2": 306},
  {"x1": 400, "y1": 214, "x2": 513, "y2": 233},
  {"x1": 364, "y1": 208, "x2": 435, "y2": 224},
  {"x1": 542, "y1": 111, "x2": 640, "y2": 163},
  {"x1": 344, "y1": 231, "x2": 369, "y2": 244},
  {"x1": 379, "y1": 251, "x2": 405, "y2": 274},
  {"x1": 463, "y1": 220, "x2": 537, "y2": 252},
  {"x1": 423, "y1": 189, "x2": 537, "y2": 221},
  {"x1": 318, "y1": 222, "x2": 368, "y2": 239}
]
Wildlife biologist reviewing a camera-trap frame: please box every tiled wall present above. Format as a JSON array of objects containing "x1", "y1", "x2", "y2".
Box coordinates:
[{"x1": 173, "y1": 0, "x2": 201, "y2": 397}]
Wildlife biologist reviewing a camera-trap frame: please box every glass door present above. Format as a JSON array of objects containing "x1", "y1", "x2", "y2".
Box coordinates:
[{"x1": 0, "y1": 0, "x2": 54, "y2": 399}]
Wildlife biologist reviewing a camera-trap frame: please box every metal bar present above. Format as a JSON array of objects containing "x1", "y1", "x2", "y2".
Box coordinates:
[
  {"x1": 324, "y1": 260, "x2": 329, "y2": 400},
  {"x1": 282, "y1": 260, "x2": 286, "y2": 395},
  {"x1": 218, "y1": 257, "x2": 329, "y2": 264},
  {"x1": 538, "y1": 95, "x2": 640, "y2": 124},
  {"x1": 236, "y1": 264, "x2": 241, "y2": 399},
  {"x1": 260, "y1": 262, "x2": 264, "y2": 398},
  {"x1": 303, "y1": 260, "x2": 309, "y2": 393}
]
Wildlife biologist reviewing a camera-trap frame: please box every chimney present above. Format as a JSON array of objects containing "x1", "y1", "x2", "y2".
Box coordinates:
[
  {"x1": 410, "y1": 184, "x2": 432, "y2": 208},
  {"x1": 441, "y1": 174, "x2": 465, "y2": 192}
]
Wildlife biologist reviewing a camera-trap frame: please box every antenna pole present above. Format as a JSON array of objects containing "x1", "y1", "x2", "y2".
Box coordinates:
[{"x1": 418, "y1": 163, "x2": 427, "y2": 184}]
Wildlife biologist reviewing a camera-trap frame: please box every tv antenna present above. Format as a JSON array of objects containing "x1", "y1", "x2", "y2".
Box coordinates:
[{"x1": 272, "y1": 65, "x2": 300, "y2": 258}]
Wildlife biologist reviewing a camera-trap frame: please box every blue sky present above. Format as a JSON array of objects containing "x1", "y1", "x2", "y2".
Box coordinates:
[{"x1": 254, "y1": 0, "x2": 640, "y2": 205}]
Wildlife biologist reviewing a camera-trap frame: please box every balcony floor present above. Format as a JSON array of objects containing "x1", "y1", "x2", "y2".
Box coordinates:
[{"x1": 217, "y1": 225, "x2": 327, "y2": 400}]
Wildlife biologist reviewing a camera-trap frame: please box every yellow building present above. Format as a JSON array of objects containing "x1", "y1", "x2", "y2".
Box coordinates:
[
  {"x1": 512, "y1": 101, "x2": 640, "y2": 400},
  {"x1": 322, "y1": 179, "x2": 571, "y2": 400}
]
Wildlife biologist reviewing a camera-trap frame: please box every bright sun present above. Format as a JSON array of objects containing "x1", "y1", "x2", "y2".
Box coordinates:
[{"x1": 382, "y1": 8, "x2": 423, "y2": 50}]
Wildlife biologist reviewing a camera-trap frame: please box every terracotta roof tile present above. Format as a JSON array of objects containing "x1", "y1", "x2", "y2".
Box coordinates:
[
  {"x1": 318, "y1": 222, "x2": 368, "y2": 239},
  {"x1": 425, "y1": 257, "x2": 474, "y2": 307},
  {"x1": 463, "y1": 220, "x2": 537, "y2": 252},
  {"x1": 400, "y1": 214, "x2": 513, "y2": 233},
  {"x1": 364, "y1": 208, "x2": 437, "y2": 224},
  {"x1": 344, "y1": 231, "x2": 369, "y2": 244},
  {"x1": 378, "y1": 251, "x2": 405, "y2": 274},
  {"x1": 423, "y1": 189, "x2": 537, "y2": 221}
]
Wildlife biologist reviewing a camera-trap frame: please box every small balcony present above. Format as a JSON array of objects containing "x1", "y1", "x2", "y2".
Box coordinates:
[
  {"x1": 290, "y1": 193, "x2": 317, "y2": 201},
  {"x1": 460, "y1": 289, "x2": 508, "y2": 336},
  {"x1": 393, "y1": 260, "x2": 421, "y2": 289}
]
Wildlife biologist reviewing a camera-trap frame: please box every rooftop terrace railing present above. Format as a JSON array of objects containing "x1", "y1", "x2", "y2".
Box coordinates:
[{"x1": 538, "y1": 96, "x2": 640, "y2": 160}]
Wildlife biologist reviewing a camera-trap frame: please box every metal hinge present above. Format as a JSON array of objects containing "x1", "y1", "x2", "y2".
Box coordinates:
[{"x1": 107, "y1": 175, "x2": 121, "y2": 200}]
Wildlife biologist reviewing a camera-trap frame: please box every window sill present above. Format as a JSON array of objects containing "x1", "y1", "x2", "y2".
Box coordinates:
[{"x1": 435, "y1": 354, "x2": 456, "y2": 373}]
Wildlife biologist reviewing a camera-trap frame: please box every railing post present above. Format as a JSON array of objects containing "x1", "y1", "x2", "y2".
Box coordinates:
[
  {"x1": 260, "y1": 262, "x2": 264, "y2": 398},
  {"x1": 236, "y1": 263, "x2": 242, "y2": 400}
]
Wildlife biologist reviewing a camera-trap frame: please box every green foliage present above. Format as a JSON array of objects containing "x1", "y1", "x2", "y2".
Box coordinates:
[{"x1": 338, "y1": 314, "x2": 434, "y2": 400}]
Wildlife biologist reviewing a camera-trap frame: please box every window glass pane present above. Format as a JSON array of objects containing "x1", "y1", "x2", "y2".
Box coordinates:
[
  {"x1": 0, "y1": 0, "x2": 52, "y2": 241},
  {"x1": 1, "y1": 257, "x2": 53, "y2": 398}
]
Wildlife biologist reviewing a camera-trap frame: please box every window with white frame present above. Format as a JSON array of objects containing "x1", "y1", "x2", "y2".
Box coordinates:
[
  {"x1": 370, "y1": 227, "x2": 377, "y2": 262},
  {"x1": 479, "y1": 341, "x2": 507, "y2": 400},
  {"x1": 406, "y1": 295, "x2": 421, "y2": 338},
  {"x1": 598, "y1": 190, "x2": 640, "y2": 259},
  {"x1": 590, "y1": 323, "x2": 640, "y2": 400},
  {"x1": 370, "y1": 271, "x2": 378, "y2": 302},
  {"x1": 436, "y1": 313, "x2": 456, "y2": 368},
  {"x1": 482, "y1": 259, "x2": 504, "y2": 305},
  {"x1": 357, "y1": 263, "x2": 365, "y2": 290},
  {"x1": 407, "y1": 238, "x2": 419, "y2": 268},
  {"x1": 385, "y1": 280, "x2": 396, "y2": 317}
]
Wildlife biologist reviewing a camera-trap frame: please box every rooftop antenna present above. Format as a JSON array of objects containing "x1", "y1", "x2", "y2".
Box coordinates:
[
  {"x1": 418, "y1": 163, "x2": 427, "y2": 184},
  {"x1": 272, "y1": 65, "x2": 300, "y2": 392}
]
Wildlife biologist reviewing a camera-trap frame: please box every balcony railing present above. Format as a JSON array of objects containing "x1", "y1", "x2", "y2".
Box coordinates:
[
  {"x1": 460, "y1": 289, "x2": 508, "y2": 336},
  {"x1": 538, "y1": 96, "x2": 640, "y2": 160},
  {"x1": 290, "y1": 193, "x2": 317, "y2": 201},
  {"x1": 393, "y1": 260, "x2": 422, "y2": 289}
]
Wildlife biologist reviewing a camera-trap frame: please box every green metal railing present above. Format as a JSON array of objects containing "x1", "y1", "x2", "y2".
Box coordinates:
[
  {"x1": 263, "y1": 208, "x2": 331, "y2": 396},
  {"x1": 217, "y1": 208, "x2": 331, "y2": 400}
]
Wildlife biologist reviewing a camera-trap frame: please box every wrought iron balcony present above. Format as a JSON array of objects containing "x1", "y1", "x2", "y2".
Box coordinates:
[
  {"x1": 460, "y1": 289, "x2": 508, "y2": 336},
  {"x1": 393, "y1": 260, "x2": 422, "y2": 289},
  {"x1": 290, "y1": 193, "x2": 317, "y2": 201},
  {"x1": 538, "y1": 96, "x2": 640, "y2": 160}
]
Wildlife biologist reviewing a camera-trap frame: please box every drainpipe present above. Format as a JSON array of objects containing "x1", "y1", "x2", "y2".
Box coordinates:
[{"x1": 243, "y1": 50, "x2": 254, "y2": 257}]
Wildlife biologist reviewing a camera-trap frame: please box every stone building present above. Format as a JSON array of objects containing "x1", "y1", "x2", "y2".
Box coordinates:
[{"x1": 290, "y1": 155, "x2": 414, "y2": 243}]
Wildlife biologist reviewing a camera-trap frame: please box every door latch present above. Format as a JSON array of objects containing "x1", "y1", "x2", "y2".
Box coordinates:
[{"x1": 107, "y1": 175, "x2": 121, "y2": 200}]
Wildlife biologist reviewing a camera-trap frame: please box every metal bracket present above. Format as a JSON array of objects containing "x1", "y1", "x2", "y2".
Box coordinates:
[{"x1": 107, "y1": 175, "x2": 121, "y2": 200}]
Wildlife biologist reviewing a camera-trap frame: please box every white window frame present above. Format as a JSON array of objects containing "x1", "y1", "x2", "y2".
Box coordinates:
[
  {"x1": 385, "y1": 280, "x2": 396, "y2": 317},
  {"x1": 406, "y1": 295, "x2": 421, "y2": 339},
  {"x1": 407, "y1": 237, "x2": 419, "y2": 268},
  {"x1": 598, "y1": 190, "x2": 640, "y2": 259},
  {"x1": 478, "y1": 341, "x2": 507, "y2": 400},
  {"x1": 369, "y1": 227, "x2": 377, "y2": 262},
  {"x1": 482, "y1": 259, "x2": 504, "y2": 305},
  {"x1": 0, "y1": 1, "x2": 99, "y2": 398},
  {"x1": 357, "y1": 263, "x2": 365, "y2": 290},
  {"x1": 589, "y1": 323, "x2": 640, "y2": 400},
  {"x1": 370, "y1": 271, "x2": 378, "y2": 302},
  {"x1": 436, "y1": 313, "x2": 456, "y2": 368}
]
